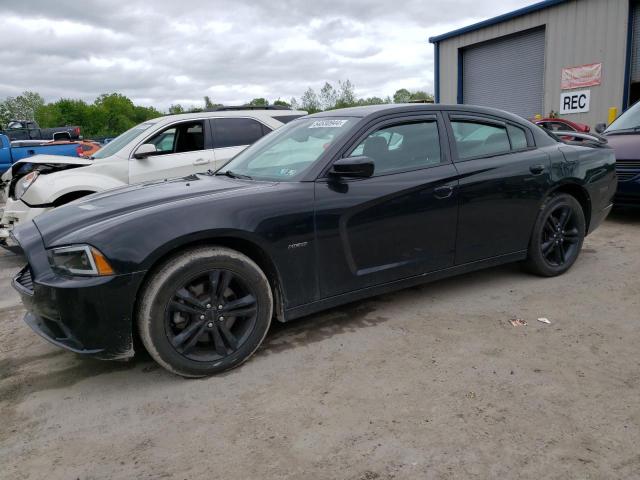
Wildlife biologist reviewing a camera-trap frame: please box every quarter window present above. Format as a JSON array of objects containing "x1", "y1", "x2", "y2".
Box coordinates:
[
  {"x1": 507, "y1": 124, "x2": 528, "y2": 150},
  {"x1": 349, "y1": 121, "x2": 441, "y2": 175},
  {"x1": 213, "y1": 118, "x2": 270, "y2": 148}
]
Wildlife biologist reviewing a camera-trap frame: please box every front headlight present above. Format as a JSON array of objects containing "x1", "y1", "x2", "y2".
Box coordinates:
[
  {"x1": 48, "y1": 245, "x2": 115, "y2": 276},
  {"x1": 14, "y1": 171, "x2": 39, "y2": 200}
]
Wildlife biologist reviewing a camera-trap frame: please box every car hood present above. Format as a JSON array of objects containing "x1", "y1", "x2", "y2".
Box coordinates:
[
  {"x1": 604, "y1": 134, "x2": 640, "y2": 160},
  {"x1": 31, "y1": 174, "x2": 272, "y2": 247},
  {"x1": 3, "y1": 154, "x2": 91, "y2": 181}
]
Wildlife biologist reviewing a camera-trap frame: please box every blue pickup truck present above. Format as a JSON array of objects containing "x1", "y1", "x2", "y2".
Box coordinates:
[{"x1": 0, "y1": 134, "x2": 80, "y2": 174}]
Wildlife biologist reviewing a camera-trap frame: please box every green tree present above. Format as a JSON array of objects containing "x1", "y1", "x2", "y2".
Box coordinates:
[
  {"x1": 247, "y1": 98, "x2": 269, "y2": 107},
  {"x1": 93, "y1": 93, "x2": 135, "y2": 135},
  {"x1": 409, "y1": 91, "x2": 434, "y2": 102},
  {"x1": 300, "y1": 88, "x2": 320, "y2": 113},
  {"x1": 133, "y1": 105, "x2": 162, "y2": 123},
  {"x1": 393, "y1": 88, "x2": 412, "y2": 103},
  {"x1": 319, "y1": 82, "x2": 338, "y2": 110},
  {"x1": 335, "y1": 80, "x2": 356, "y2": 108},
  {"x1": 0, "y1": 91, "x2": 45, "y2": 127},
  {"x1": 356, "y1": 96, "x2": 387, "y2": 106},
  {"x1": 273, "y1": 99, "x2": 290, "y2": 107},
  {"x1": 169, "y1": 104, "x2": 185, "y2": 114},
  {"x1": 202, "y1": 96, "x2": 222, "y2": 110}
]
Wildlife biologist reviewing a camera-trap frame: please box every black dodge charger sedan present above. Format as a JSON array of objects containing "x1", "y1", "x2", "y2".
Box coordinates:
[{"x1": 12, "y1": 104, "x2": 616, "y2": 377}]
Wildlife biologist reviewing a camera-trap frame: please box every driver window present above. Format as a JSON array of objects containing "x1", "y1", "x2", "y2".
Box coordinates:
[
  {"x1": 145, "y1": 121, "x2": 205, "y2": 155},
  {"x1": 349, "y1": 121, "x2": 442, "y2": 175},
  {"x1": 151, "y1": 128, "x2": 176, "y2": 153}
]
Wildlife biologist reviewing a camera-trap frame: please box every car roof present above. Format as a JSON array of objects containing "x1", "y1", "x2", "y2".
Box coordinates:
[
  {"x1": 308, "y1": 103, "x2": 532, "y2": 124},
  {"x1": 153, "y1": 109, "x2": 308, "y2": 124}
]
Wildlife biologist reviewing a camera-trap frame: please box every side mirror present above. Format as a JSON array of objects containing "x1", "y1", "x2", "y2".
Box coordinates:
[
  {"x1": 595, "y1": 123, "x2": 607, "y2": 134},
  {"x1": 329, "y1": 156, "x2": 374, "y2": 178},
  {"x1": 133, "y1": 143, "x2": 157, "y2": 159}
]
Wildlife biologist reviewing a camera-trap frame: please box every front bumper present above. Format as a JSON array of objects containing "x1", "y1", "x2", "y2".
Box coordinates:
[
  {"x1": 12, "y1": 223, "x2": 146, "y2": 360},
  {"x1": 614, "y1": 175, "x2": 640, "y2": 206},
  {"x1": 0, "y1": 197, "x2": 48, "y2": 241}
]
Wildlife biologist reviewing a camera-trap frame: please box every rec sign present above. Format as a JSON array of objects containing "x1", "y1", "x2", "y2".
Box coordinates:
[{"x1": 559, "y1": 89, "x2": 590, "y2": 114}]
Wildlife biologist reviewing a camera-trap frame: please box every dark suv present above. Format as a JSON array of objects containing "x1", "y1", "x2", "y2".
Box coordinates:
[{"x1": 597, "y1": 101, "x2": 640, "y2": 205}]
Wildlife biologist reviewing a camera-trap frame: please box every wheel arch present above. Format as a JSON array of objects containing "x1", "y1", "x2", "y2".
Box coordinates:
[
  {"x1": 546, "y1": 182, "x2": 592, "y2": 232},
  {"x1": 135, "y1": 235, "x2": 286, "y2": 324},
  {"x1": 52, "y1": 190, "x2": 96, "y2": 207}
]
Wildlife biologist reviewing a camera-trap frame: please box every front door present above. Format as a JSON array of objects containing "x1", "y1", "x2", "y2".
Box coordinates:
[
  {"x1": 129, "y1": 120, "x2": 214, "y2": 184},
  {"x1": 447, "y1": 113, "x2": 552, "y2": 264},
  {"x1": 314, "y1": 115, "x2": 459, "y2": 298}
]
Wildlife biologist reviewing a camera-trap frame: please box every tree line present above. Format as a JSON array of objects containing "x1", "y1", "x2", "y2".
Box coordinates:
[{"x1": 0, "y1": 81, "x2": 433, "y2": 138}]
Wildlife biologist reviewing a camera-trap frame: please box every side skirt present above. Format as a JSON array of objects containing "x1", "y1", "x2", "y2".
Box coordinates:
[{"x1": 283, "y1": 251, "x2": 527, "y2": 322}]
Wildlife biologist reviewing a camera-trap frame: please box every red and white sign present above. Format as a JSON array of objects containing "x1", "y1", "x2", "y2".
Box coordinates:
[{"x1": 561, "y1": 63, "x2": 602, "y2": 90}]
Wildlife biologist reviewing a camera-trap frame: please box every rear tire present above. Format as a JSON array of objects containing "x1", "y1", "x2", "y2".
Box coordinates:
[
  {"x1": 524, "y1": 193, "x2": 585, "y2": 277},
  {"x1": 137, "y1": 247, "x2": 273, "y2": 377}
]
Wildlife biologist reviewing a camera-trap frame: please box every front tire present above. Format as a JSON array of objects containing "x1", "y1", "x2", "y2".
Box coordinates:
[
  {"x1": 137, "y1": 247, "x2": 273, "y2": 377},
  {"x1": 524, "y1": 193, "x2": 586, "y2": 277}
]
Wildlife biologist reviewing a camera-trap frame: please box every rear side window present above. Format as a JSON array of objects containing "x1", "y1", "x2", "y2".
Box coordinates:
[
  {"x1": 507, "y1": 124, "x2": 528, "y2": 150},
  {"x1": 213, "y1": 118, "x2": 270, "y2": 148},
  {"x1": 451, "y1": 121, "x2": 510, "y2": 160}
]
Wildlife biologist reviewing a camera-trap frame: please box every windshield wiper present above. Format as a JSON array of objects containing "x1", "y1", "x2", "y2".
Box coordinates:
[
  {"x1": 215, "y1": 170, "x2": 253, "y2": 180},
  {"x1": 606, "y1": 126, "x2": 640, "y2": 135}
]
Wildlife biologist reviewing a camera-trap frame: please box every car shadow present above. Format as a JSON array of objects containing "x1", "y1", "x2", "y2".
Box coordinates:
[
  {"x1": 609, "y1": 206, "x2": 640, "y2": 224},
  {"x1": 256, "y1": 262, "x2": 522, "y2": 358},
  {"x1": 258, "y1": 300, "x2": 388, "y2": 356}
]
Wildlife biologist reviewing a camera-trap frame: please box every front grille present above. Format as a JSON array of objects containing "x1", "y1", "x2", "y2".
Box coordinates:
[
  {"x1": 15, "y1": 266, "x2": 34, "y2": 293},
  {"x1": 615, "y1": 159, "x2": 640, "y2": 182}
]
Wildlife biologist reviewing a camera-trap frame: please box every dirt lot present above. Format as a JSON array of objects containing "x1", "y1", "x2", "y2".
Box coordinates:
[{"x1": 1, "y1": 210, "x2": 639, "y2": 480}]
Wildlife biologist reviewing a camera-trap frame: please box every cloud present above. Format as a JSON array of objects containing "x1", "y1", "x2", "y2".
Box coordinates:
[{"x1": 0, "y1": 0, "x2": 534, "y2": 110}]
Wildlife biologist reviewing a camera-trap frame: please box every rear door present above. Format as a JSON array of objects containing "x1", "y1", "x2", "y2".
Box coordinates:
[
  {"x1": 314, "y1": 113, "x2": 459, "y2": 298},
  {"x1": 210, "y1": 117, "x2": 273, "y2": 169},
  {"x1": 129, "y1": 120, "x2": 214, "y2": 183},
  {"x1": 446, "y1": 113, "x2": 551, "y2": 264}
]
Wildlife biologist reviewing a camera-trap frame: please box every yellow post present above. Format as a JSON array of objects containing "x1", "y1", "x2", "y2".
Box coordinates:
[{"x1": 608, "y1": 107, "x2": 618, "y2": 125}]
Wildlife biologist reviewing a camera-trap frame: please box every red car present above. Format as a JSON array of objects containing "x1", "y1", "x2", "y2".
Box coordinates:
[{"x1": 535, "y1": 118, "x2": 590, "y2": 135}]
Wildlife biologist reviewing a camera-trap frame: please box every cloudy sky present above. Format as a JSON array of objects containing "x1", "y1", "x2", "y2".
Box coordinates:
[{"x1": 1, "y1": 0, "x2": 534, "y2": 110}]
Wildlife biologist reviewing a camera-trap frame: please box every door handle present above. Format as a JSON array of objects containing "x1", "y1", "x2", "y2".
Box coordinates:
[
  {"x1": 530, "y1": 164, "x2": 546, "y2": 175},
  {"x1": 434, "y1": 185, "x2": 455, "y2": 199},
  {"x1": 193, "y1": 158, "x2": 208, "y2": 165}
]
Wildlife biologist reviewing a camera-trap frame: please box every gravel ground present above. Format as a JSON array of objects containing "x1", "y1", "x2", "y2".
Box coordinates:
[{"x1": 0, "y1": 209, "x2": 639, "y2": 480}]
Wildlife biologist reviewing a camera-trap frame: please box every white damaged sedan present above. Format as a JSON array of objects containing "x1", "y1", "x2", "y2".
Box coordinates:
[{"x1": 0, "y1": 107, "x2": 306, "y2": 246}]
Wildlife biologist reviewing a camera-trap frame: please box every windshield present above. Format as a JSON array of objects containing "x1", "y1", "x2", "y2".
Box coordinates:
[
  {"x1": 606, "y1": 101, "x2": 640, "y2": 133},
  {"x1": 217, "y1": 117, "x2": 356, "y2": 181},
  {"x1": 92, "y1": 122, "x2": 157, "y2": 159}
]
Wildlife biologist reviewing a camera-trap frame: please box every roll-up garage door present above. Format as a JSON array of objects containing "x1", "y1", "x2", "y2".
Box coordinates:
[
  {"x1": 462, "y1": 27, "x2": 545, "y2": 119},
  {"x1": 631, "y1": 1, "x2": 640, "y2": 83}
]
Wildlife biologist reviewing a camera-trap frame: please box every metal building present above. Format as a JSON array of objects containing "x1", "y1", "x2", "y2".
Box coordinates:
[{"x1": 429, "y1": 0, "x2": 639, "y2": 127}]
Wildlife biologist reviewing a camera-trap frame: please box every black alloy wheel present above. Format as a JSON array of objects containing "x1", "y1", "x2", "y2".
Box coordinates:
[
  {"x1": 165, "y1": 269, "x2": 258, "y2": 362},
  {"x1": 539, "y1": 204, "x2": 581, "y2": 267},
  {"x1": 524, "y1": 193, "x2": 586, "y2": 277},
  {"x1": 138, "y1": 247, "x2": 273, "y2": 377}
]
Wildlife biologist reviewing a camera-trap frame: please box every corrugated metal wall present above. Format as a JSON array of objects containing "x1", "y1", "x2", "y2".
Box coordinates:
[
  {"x1": 632, "y1": 1, "x2": 640, "y2": 82},
  {"x1": 462, "y1": 28, "x2": 546, "y2": 118},
  {"x1": 435, "y1": 0, "x2": 629, "y2": 126}
]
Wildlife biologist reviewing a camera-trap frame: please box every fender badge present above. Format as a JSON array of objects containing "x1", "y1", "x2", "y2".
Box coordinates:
[{"x1": 288, "y1": 242, "x2": 308, "y2": 250}]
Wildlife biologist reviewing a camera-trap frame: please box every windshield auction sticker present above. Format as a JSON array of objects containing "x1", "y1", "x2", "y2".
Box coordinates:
[{"x1": 308, "y1": 120, "x2": 348, "y2": 128}]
